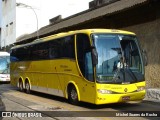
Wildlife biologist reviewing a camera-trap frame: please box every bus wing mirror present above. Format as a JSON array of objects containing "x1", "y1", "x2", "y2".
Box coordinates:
[
  {"x1": 92, "y1": 48, "x2": 98, "y2": 66},
  {"x1": 142, "y1": 49, "x2": 147, "y2": 66}
]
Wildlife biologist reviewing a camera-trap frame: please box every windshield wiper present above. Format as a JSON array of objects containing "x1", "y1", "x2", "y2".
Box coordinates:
[{"x1": 126, "y1": 68, "x2": 138, "y2": 82}]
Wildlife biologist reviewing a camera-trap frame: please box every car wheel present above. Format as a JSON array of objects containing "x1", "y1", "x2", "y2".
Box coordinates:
[
  {"x1": 25, "y1": 81, "x2": 30, "y2": 94},
  {"x1": 68, "y1": 86, "x2": 79, "y2": 105}
]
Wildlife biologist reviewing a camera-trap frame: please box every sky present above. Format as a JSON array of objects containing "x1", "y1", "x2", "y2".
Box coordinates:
[{"x1": 16, "y1": 0, "x2": 92, "y2": 38}]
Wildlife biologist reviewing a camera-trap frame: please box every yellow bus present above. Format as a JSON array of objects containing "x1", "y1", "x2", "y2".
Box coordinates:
[{"x1": 10, "y1": 29, "x2": 146, "y2": 105}]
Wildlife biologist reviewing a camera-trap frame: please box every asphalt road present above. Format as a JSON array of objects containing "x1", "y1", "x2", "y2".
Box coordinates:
[{"x1": 0, "y1": 84, "x2": 160, "y2": 120}]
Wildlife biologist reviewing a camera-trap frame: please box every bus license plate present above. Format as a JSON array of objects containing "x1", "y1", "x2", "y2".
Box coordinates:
[{"x1": 122, "y1": 96, "x2": 130, "y2": 101}]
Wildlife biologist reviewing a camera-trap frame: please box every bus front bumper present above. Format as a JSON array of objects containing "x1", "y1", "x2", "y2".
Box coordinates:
[{"x1": 95, "y1": 90, "x2": 146, "y2": 105}]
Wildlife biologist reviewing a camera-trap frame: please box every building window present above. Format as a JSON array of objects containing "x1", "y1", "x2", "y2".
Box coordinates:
[
  {"x1": 9, "y1": 22, "x2": 13, "y2": 34},
  {"x1": 6, "y1": 25, "x2": 8, "y2": 36}
]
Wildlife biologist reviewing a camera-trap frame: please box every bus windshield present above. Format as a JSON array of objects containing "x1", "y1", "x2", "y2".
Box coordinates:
[
  {"x1": 0, "y1": 56, "x2": 10, "y2": 74},
  {"x1": 92, "y1": 34, "x2": 144, "y2": 84}
]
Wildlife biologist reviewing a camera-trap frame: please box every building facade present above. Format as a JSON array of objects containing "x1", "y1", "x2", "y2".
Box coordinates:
[{"x1": 0, "y1": 0, "x2": 16, "y2": 51}]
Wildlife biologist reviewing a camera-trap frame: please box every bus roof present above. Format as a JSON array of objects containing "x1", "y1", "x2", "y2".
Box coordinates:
[
  {"x1": 0, "y1": 52, "x2": 10, "y2": 56},
  {"x1": 12, "y1": 29, "x2": 136, "y2": 49},
  {"x1": 42, "y1": 29, "x2": 135, "y2": 41}
]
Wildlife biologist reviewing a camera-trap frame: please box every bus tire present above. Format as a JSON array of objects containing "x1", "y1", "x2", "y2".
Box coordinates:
[
  {"x1": 68, "y1": 85, "x2": 79, "y2": 105},
  {"x1": 19, "y1": 80, "x2": 24, "y2": 92},
  {"x1": 25, "y1": 81, "x2": 31, "y2": 94}
]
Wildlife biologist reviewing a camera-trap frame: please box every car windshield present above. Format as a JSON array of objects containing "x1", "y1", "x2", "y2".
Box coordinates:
[
  {"x1": 0, "y1": 56, "x2": 10, "y2": 74},
  {"x1": 92, "y1": 34, "x2": 144, "y2": 84}
]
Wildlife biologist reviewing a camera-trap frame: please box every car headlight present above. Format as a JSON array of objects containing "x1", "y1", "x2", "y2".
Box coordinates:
[
  {"x1": 137, "y1": 86, "x2": 145, "y2": 92},
  {"x1": 97, "y1": 89, "x2": 113, "y2": 94}
]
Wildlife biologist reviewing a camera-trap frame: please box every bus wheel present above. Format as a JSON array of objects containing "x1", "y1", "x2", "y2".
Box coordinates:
[
  {"x1": 68, "y1": 86, "x2": 79, "y2": 105},
  {"x1": 25, "y1": 81, "x2": 31, "y2": 94},
  {"x1": 19, "y1": 81, "x2": 24, "y2": 92}
]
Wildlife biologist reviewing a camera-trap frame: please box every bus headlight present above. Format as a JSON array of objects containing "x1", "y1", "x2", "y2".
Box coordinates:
[
  {"x1": 137, "y1": 86, "x2": 145, "y2": 92},
  {"x1": 97, "y1": 89, "x2": 113, "y2": 94}
]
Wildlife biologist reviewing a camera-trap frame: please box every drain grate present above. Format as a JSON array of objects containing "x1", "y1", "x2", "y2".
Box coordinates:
[
  {"x1": 28, "y1": 105, "x2": 62, "y2": 111},
  {"x1": 48, "y1": 106, "x2": 61, "y2": 110}
]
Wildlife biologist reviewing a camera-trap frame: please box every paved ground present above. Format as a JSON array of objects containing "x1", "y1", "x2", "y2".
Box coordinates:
[{"x1": 0, "y1": 84, "x2": 160, "y2": 120}]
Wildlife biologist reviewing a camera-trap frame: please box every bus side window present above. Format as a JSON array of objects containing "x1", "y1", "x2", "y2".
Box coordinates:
[
  {"x1": 49, "y1": 48, "x2": 58, "y2": 58},
  {"x1": 62, "y1": 36, "x2": 75, "y2": 59},
  {"x1": 38, "y1": 42, "x2": 49, "y2": 60},
  {"x1": 85, "y1": 52, "x2": 94, "y2": 81},
  {"x1": 76, "y1": 34, "x2": 94, "y2": 82},
  {"x1": 49, "y1": 39, "x2": 62, "y2": 59},
  {"x1": 13, "y1": 47, "x2": 30, "y2": 61},
  {"x1": 31, "y1": 42, "x2": 49, "y2": 60},
  {"x1": 30, "y1": 45, "x2": 38, "y2": 60},
  {"x1": 10, "y1": 50, "x2": 19, "y2": 62},
  {"x1": 49, "y1": 36, "x2": 75, "y2": 59}
]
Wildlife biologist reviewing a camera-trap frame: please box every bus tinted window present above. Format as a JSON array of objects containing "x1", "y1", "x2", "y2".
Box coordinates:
[
  {"x1": 11, "y1": 47, "x2": 30, "y2": 61},
  {"x1": 77, "y1": 33, "x2": 94, "y2": 81},
  {"x1": 49, "y1": 35, "x2": 75, "y2": 59},
  {"x1": 11, "y1": 35, "x2": 75, "y2": 62},
  {"x1": 62, "y1": 36, "x2": 75, "y2": 58},
  {"x1": 49, "y1": 39, "x2": 62, "y2": 59},
  {"x1": 31, "y1": 42, "x2": 49, "y2": 60}
]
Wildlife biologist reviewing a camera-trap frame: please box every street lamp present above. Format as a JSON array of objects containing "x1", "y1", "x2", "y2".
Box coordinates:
[{"x1": 16, "y1": 2, "x2": 39, "y2": 39}]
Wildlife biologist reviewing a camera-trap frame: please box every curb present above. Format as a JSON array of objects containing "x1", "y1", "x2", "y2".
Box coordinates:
[{"x1": 144, "y1": 88, "x2": 160, "y2": 102}]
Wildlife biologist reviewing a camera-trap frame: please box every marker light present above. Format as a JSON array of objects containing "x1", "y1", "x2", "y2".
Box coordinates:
[{"x1": 97, "y1": 89, "x2": 113, "y2": 94}]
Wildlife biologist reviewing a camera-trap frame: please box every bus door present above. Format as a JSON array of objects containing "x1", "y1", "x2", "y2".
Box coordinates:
[{"x1": 76, "y1": 34, "x2": 96, "y2": 103}]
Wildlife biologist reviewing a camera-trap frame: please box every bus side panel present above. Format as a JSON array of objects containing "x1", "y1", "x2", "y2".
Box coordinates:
[
  {"x1": 55, "y1": 59, "x2": 96, "y2": 104},
  {"x1": 10, "y1": 62, "x2": 23, "y2": 87},
  {"x1": 54, "y1": 59, "x2": 79, "y2": 97},
  {"x1": 28, "y1": 60, "x2": 61, "y2": 96}
]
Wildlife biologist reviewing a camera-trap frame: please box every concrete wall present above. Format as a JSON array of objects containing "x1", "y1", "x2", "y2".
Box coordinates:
[{"x1": 123, "y1": 18, "x2": 160, "y2": 88}]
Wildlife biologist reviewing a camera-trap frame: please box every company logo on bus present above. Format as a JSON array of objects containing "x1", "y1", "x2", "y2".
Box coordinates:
[{"x1": 124, "y1": 88, "x2": 128, "y2": 92}]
